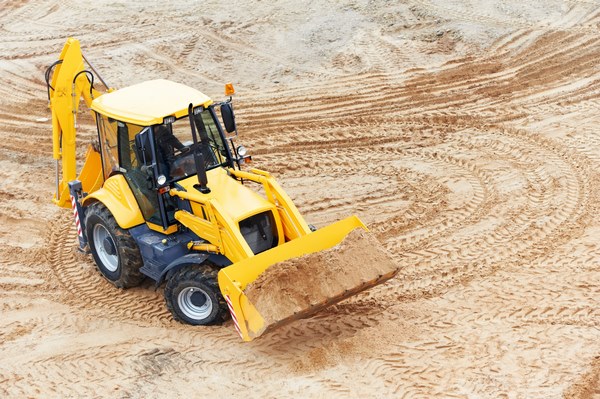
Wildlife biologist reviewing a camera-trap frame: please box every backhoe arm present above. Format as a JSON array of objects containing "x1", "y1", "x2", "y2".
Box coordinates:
[{"x1": 48, "y1": 37, "x2": 105, "y2": 207}]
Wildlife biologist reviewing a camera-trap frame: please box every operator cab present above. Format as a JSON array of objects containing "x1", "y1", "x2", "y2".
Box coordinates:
[{"x1": 90, "y1": 79, "x2": 236, "y2": 231}]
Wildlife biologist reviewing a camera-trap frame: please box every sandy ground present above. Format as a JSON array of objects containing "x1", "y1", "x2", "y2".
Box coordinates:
[{"x1": 0, "y1": 0, "x2": 599, "y2": 397}]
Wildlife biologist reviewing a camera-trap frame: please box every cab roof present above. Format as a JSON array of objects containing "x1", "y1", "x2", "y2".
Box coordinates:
[{"x1": 91, "y1": 79, "x2": 213, "y2": 126}]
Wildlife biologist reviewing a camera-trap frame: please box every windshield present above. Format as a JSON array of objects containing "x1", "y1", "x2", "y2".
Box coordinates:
[{"x1": 154, "y1": 108, "x2": 229, "y2": 183}]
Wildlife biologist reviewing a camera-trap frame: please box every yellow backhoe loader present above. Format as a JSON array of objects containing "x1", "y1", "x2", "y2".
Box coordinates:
[{"x1": 47, "y1": 38, "x2": 397, "y2": 341}]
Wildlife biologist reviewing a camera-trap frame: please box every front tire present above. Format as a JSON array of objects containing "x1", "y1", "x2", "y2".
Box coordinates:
[
  {"x1": 164, "y1": 264, "x2": 228, "y2": 325},
  {"x1": 85, "y1": 202, "x2": 145, "y2": 288}
]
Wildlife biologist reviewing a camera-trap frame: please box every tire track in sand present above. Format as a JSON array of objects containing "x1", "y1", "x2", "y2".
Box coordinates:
[{"x1": 46, "y1": 216, "x2": 174, "y2": 326}]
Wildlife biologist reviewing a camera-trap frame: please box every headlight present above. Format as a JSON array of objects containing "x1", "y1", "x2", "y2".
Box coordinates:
[
  {"x1": 237, "y1": 145, "x2": 247, "y2": 157},
  {"x1": 157, "y1": 175, "x2": 167, "y2": 185}
]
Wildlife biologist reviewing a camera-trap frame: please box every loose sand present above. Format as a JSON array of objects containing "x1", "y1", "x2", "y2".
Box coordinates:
[
  {"x1": 0, "y1": 0, "x2": 599, "y2": 398},
  {"x1": 246, "y1": 229, "x2": 398, "y2": 328}
]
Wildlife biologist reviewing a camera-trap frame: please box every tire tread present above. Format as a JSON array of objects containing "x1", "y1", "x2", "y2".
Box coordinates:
[
  {"x1": 85, "y1": 202, "x2": 145, "y2": 288},
  {"x1": 164, "y1": 264, "x2": 229, "y2": 325}
]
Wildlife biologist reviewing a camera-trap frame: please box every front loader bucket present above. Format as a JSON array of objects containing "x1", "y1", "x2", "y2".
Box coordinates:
[{"x1": 217, "y1": 215, "x2": 399, "y2": 341}]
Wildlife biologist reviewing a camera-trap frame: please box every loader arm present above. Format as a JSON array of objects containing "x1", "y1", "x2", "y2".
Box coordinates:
[
  {"x1": 228, "y1": 167, "x2": 312, "y2": 241},
  {"x1": 48, "y1": 37, "x2": 106, "y2": 207}
]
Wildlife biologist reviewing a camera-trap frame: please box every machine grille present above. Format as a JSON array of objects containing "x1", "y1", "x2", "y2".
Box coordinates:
[{"x1": 239, "y1": 211, "x2": 277, "y2": 255}]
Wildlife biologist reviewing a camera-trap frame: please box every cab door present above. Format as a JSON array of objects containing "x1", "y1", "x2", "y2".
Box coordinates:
[{"x1": 117, "y1": 123, "x2": 170, "y2": 230}]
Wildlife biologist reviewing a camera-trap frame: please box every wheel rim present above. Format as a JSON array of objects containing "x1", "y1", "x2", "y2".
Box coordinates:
[
  {"x1": 178, "y1": 287, "x2": 213, "y2": 321},
  {"x1": 93, "y1": 224, "x2": 118, "y2": 272}
]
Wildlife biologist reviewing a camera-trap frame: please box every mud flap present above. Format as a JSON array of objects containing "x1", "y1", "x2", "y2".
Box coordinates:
[{"x1": 217, "y1": 215, "x2": 398, "y2": 341}]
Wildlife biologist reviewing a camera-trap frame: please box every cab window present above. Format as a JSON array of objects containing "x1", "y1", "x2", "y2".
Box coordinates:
[
  {"x1": 116, "y1": 122, "x2": 162, "y2": 225},
  {"x1": 96, "y1": 114, "x2": 119, "y2": 180}
]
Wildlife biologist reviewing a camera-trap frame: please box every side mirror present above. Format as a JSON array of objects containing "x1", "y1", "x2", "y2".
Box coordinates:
[{"x1": 220, "y1": 103, "x2": 236, "y2": 134}]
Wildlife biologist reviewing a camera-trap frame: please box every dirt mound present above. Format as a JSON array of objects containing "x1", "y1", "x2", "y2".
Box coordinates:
[
  {"x1": 564, "y1": 357, "x2": 600, "y2": 399},
  {"x1": 245, "y1": 229, "x2": 399, "y2": 327}
]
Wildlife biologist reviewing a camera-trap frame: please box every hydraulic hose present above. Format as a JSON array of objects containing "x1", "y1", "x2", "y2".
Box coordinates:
[
  {"x1": 45, "y1": 60, "x2": 63, "y2": 101},
  {"x1": 72, "y1": 70, "x2": 95, "y2": 98}
]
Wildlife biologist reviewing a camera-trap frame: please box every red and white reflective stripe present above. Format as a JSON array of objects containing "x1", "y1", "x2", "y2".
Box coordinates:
[
  {"x1": 224, "y1": 294, "x2": 243, "y2": 339},
  {"x1": 70, "y1": 195, "x2": 83, "y2": 238}
]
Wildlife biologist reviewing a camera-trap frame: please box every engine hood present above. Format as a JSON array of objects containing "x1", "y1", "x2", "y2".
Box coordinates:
[{"x1": 176, "y1": 167, "x2": 275, "y2": 222}]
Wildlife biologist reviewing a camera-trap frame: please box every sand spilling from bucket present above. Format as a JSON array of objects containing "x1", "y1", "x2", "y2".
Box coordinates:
[{"x1": 245, "y1": 229, "x2": 399, "y2": 326}]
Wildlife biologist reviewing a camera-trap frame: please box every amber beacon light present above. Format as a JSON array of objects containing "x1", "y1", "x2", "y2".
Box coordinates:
[{"x1": 225, "y1": 82, "x2": 235, "y2": 96}]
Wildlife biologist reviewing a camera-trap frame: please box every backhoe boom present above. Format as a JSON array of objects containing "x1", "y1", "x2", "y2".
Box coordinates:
[{"x1": 48, "y1": 38, "x2": 104, "y2": 207}]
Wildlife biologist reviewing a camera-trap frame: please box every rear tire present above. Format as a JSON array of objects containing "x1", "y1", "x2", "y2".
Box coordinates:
[
  {"x1": 164, "y1": 264, "x2": 228, "y2": 325},
  {"x1": 85, "y1": 202, "x2": 145, "y2": 288}
]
